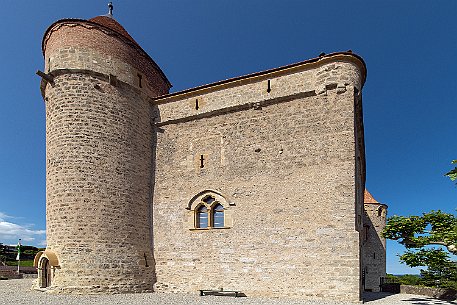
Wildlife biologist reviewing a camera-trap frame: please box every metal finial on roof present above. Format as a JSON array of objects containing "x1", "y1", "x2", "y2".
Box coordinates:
[{"x1": 108, "y1": 2, "x2": 114, "y2": 16}]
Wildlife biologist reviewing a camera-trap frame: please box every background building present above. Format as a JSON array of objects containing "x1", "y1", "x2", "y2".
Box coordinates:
[{"x1": 362, "y1": 190, "x2": 388, "y2": 292}]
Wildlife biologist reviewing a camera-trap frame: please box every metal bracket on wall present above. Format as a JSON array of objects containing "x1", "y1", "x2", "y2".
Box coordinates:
[{"x1": 36, "y1": 70, "x2": 55, "y2": 87}]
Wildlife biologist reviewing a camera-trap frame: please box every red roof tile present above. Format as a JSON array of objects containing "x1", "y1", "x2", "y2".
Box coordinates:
[
  {"x1": 88, "y1": 16, "x2": 140, "y2": 48},
  {"x1": 364, "y1": 189, "x2": 380, "y2": 204}
]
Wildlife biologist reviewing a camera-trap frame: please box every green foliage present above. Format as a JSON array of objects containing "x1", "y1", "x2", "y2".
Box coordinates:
[
  {"x1": 400, "y1": 248, "x2": 449, "y2": 268},
  {"x1": 21, "y1": 245, "x2": 38, "y2": 252},
  {"x1": 0, "y1": 243, "x2": 6, "y2": 265},
  {"x1": 445, "y1": 160, "x2": 457, "y2": 182},
  {"x1": 387, "y1": 274, "x2": 423, "y2": 286},
  {"x1": 21, "y1": 247, "x2": 40, "y2": 260},
  {"x1": 398, "y1": 274, "x2": 423, "y2": 286},
  {"x1": 385, "y1": 274, "x2": 400, "y2": 282},
  {"x1": 0, "y1": 243, "x2": 41, "y2": 265},
  {"x1": 422, "y1": 268, "x2": 457, "y2": 289},
  {"x1": 383, "y1": 210, "x2": 457, "y2": 254},
  {"x1": 383, "y1": 210, "x2": 457, "y2": 288},
  {"x1": 400, "y1": 249, "x2": 457, "y2": 288}
]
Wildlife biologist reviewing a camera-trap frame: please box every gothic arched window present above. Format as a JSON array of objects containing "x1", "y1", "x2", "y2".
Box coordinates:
[
  {"x1": 212, "y1": 203, "x2": 224, "y2": 228},
  {"x1": 188, "y1": 191, "x2": 232, "y2": 230},
  {"x1": 196, "y1": 205, "x2": 208, "y2": 228}
]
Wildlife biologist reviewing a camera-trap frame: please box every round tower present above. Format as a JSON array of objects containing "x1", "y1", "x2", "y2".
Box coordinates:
[{"x1": 36, "y1": 9, "x2": 171, "y2": 293}]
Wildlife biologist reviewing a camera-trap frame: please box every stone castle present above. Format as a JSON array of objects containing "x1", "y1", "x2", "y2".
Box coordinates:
[{"x1": 33, "y1": 8, "x2": 387, "y2": 302}]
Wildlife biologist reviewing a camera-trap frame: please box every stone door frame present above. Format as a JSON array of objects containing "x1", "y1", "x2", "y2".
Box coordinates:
[{"x1": 38, "y1": 256, "x2": 51, "y2": 288}]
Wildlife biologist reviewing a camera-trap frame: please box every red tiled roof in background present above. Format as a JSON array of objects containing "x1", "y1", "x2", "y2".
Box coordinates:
[
  {"x1": 364, "y1": 189, "x2": 380, "y2": 204},
  {"x1": 88, "y1": 16, "x2": 141, "y2": 48}
]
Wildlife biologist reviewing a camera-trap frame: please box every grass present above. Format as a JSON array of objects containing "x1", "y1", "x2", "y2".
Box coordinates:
[{"x1": 5, "y1": 260, "x2": 34, "y2": 267}]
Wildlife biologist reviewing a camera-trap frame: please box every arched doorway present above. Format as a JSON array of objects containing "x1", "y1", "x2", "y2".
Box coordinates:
[
  {"x1": 39, "y1": 257, "x2": 51, "y2": 288},
  {"x1": 34, "y1": 250, "x2": 59, "y2": 290}
]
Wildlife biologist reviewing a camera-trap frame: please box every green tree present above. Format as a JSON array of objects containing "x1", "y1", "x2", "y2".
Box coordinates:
[
  {"x1": 446, "y1": 160, "x2": 457, "y2": 183},
  {"x1": 383, "y1": 211, "x2": 457, "y2": 288},
  {"x1": 0, "y1": 243, "x2": 6, "y2": 265}
]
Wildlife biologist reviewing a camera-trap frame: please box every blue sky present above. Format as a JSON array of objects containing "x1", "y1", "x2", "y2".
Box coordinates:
[{"x1": 0, "y1": 1, "x2": 455, "y2": 274}]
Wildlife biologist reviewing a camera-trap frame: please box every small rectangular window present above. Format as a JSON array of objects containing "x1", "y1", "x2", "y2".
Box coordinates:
[
  {"x1": 137, "y1": 73, "x2": 143, "y2": 88},
  {"x1": 363, "y1": 225, "x2": 369, "y2": 241}
]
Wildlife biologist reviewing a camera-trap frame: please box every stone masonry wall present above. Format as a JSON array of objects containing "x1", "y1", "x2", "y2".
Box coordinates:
[
  {"x1": 45, "y1": 72, "x2": 156, "y2": 293},
  {"x1": 44, "y1": 21, "x2": 169, "y2": 96},
  {"x1": 42, "y1": 19, "x2": 169, "y2": 293},
  {"x1": 400, "y1": 285, "x2": 457, "y2": 301},
  {"x1": 153, "y1": 70, "x2": 363, "y2": 302},
  {"x1": 155, "y1": 59, "x2": 363, "y2": 125},
  {"x1": 362, "y1": 203, "x2": 387, "y2": 291}
]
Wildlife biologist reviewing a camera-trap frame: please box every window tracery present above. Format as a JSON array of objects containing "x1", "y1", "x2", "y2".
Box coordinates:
[{"x1": 188, "y1": 191, "x2": 231, "y2": 230}]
